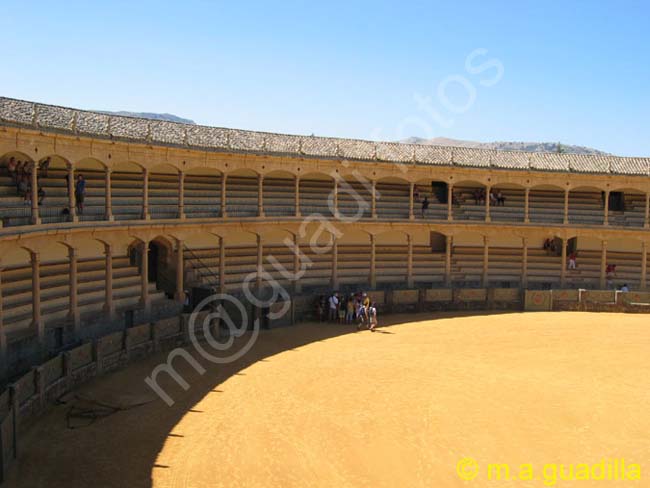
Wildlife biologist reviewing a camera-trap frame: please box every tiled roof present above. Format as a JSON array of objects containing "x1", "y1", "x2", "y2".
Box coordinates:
[{"x1": 1, "y1": 97, "x2": 648, "y2": 176}]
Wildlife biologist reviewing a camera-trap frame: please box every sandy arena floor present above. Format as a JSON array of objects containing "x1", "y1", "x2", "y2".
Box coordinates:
[{"x1": 6, "y1": 312, "x2": 650, "y2": 487}]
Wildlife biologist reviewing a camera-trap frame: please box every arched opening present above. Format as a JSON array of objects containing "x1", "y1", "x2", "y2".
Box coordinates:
[
  {"x1": 148, "y1": 237, "x2": 174, "y2": 296},
  {"x1": 527, "y1": 233, "x2": 563, "y2": 289},
  {"x1": 414, "y1": 178, "x2": 447, "y2": 220},
  {"x1": 375, "y1": 176, "x2": 409, "y2": 220},
  {"x1": 415, "y1": 230, "x2": 445, "y2": 286},
  {"x1": 375, "y1": 231, "x2": 408, "y2": 286},
  {"x1": 336, "y1": 228, "x2": 372, "y2": 287},
  {"x1": 569, "y1": 185, "x2": 605, "y2": 226},
  {"x1": 489, "y1": 183, "x2": 526, "y2": 223},
  {"x1": 184, "y1": 168, "x2": 222, "y2": 219},
  {"x1": 529, "y1": 184, "x2": 565, "y2": 225},
  {"x1": 452, "y1": 180, "x2": 487, "y2": 221},
  {"x1": 1, "y1": 246, "x2": 36, "y2": 334},
  {"x1": 486, "y1": 233, "x2": 525, "y2": 288},
  {"x1": 299, "y1": 172, "x2": 335, "y2": 218},
  {"x1": 450, "y1": 231, "x2": 485, "y2": 287},
  {"x1": 31, "y1": 155, "x2": 68, "y2": 225},
  {"x1": 227, "y1": 169, "x2": 259, "y2": 218},
  {"x1": 112, "y1": 162, "x2": 144, "y2": 221},
  {"x1": 337, "y1": 174, "x2": 372, "y2": 220},
  {"x1": 149, "y1": 164, "x2": 180, "y2": 220},
  {"x1": 264, "y1": 170, "x2": 296, "y2": 217},
  {"x1": 0, "y1": 151, "x2": 35, "y2": 227},
  {"x1": 611, "y1": 187, "x2": 646, "y2": 228},
  {"x1": 75, "y1": 158, "x2": 107, "y2": 222}
]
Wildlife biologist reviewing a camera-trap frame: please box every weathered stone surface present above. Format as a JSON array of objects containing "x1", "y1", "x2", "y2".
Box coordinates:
[
  {"x1": 0, "y1": 98, "x2": 34, "y2": 124},
  {"x1": 36, "y1": 104, "x2": 74, "y2": 131},
  {"x1": 150, "y1": 120, "x2": 187, "y2": 145}
]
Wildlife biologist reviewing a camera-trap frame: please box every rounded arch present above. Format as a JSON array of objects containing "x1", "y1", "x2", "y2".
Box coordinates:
[
  {"x1": 227, "y1": 168, "x2": 259, "y2": 178},
  {"x1": 112, "y1": 161, "x2": 144, "y2": 173},
  {"x1": 75, "y1": 157, "x2": 107, "y2": 171},
  {"x1": 0, "y1": 150, "x2": 35, "y2": 165},
  {"x1": 149, "y1": 163, "x2": 180, "y2": 174}
]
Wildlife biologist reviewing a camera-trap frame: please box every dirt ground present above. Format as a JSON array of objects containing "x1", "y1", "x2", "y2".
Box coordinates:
[{"x1": 6, "y1": 312, "x2": 650, "y2": 487}]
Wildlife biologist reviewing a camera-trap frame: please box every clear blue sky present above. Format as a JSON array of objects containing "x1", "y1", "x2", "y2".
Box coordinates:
[{"x1": 2, "y1": 1, "x2": 648, "y2": 155}]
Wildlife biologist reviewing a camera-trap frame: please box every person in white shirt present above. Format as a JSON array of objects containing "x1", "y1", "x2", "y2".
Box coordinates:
[{"x1": 328, "y1": 293, "x2": 339, "y2": 322}]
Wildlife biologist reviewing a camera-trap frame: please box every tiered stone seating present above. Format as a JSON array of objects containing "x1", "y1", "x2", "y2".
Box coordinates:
[
  {"x1": 526, "y1": 249, "x2": 562, "y2": 287},
  {"x1": 112, "y1": 171, "x2": 144, "y2": 221},
  {"x1": 568, "y1": 191, "x2": 604, "y2": 225},
  {"x1": 375, "y1": 182, "x2": 409, "y2": 219},
  {"x1": 184, "y1": 173, "x2": 221, "y2": 219},
  {"x1": 0, "y1": 173, "x2": 31, "y2": 227},
  {"x1": 450, "y1": 246, "x2": 483, "y2": 285},
  {"x1": 375, "y1": 245, "x2": 407, "y2": 284},
  {"x1": 1, "y1": 256, "x2": 166, "y2": 335},
  {"x1": 149, "y1": 173, "x2": 179, "y2": 219},
  {"x1": 226, "y1": 177, "x2": 259, "y2": 218},
  {"x1": 565, "y1": 250, "x2": 642, "y2": 289},
  {"x1": 264, "y1": 177, "x2": 295, "y2": 217},
  {"x1": 485, "y1": 247, "x2": 524, "y2": 286},
  {"x1": 529, "y1": 189, "x2": 565, "y2": 224},
  {"x1": 337, "y1": 244, "x2": 371, "y2": 285},
  {"x1": 412, "y1": 246, "x2": 445, "y2": 285},
  {"x1": 299, "y1": 178, "x2": 334, "y2": 217},
  {"x1": 338, "y1": 181, "x2": 372, "y2": 219}
]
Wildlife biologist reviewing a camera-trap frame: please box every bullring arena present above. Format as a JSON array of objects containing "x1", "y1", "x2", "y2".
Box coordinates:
[{"x1": 0, "y1": 97, "x2": 649, "y2": 486}]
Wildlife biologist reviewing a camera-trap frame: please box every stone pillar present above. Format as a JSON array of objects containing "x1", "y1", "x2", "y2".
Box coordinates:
[
  {"x1": 641, "y1": 242, "x2": 648, "y2": 290},
  {"x1": 31, "y1": 163, "x2": 40, "y2": 224},
  {"x1": 333, "y1": 178, "x2": 339, "y2": 218},
  {"x1": 600, "y1": 240, "x2": 607, "y2": 289},
  {"x1": 482, "y1": 236, "x2": 489, "y2": 286},
  {"x1": 219, "y1": 236, "x2": 226, "y2": 291},
  {"x1": 104, "y1": 244, "x2": 115, "y2": 318},
  {"x1": 140, "y1": 240, "x2": 150, "y2": 311},
  {"x1": 142, "y1": 168, "x2": 150, "y2": 220},
  {"x1": 175, "y1": 240, "x2": 184, "y2": 302},
  {"x1": 369, "y1": 234, "x2": 376, "y2": 289},
  {"x1": 445, "y1": 235, "x2": 453, "y2": 287},
  {"x1": 560, "y1": 239, "x2": 567, "y2": 288},
  {"x1": 258, "y1": 174, "x2": 265, "y2": 217},
  {"x1": 68, "y1": 247, "x2": 80, "y2": 333},
  {"x1": 563, "y1": 189, "x2": 569, "y2": 225},
  {"x1": 406, "y1": 234, "x2": 414, "y2": 288},
  {"x1": 522, "y1": 237, "x2": 529, "y2": 288},
  {"x1": 293, "y1": 234, "x2": 302, "y2": 293},
  {"x1": 256, "y1": 234, "x2": 263, "y2": 289},
  {"x1": 67, "y1": 164, "x2": 77, "y2": 222},
  {"x1": 371, "y1": 180, "x2": 377, "y2": 219},
  {"x1": 105, "y1": 168, "x2": 114, "y2": 221},
  {"x1": 178, "y1": 172, "x2": 186, "y2": 219},
  {"x1": 408, "y1": 183, "x2": 415, "y2": 220},
  {"x1": 295, "y1": 176, "x2": 301, "y2": 217},
  {"x1": 221, "y1": 174, "x2": 228, "y2": 218},
  {"x1": 331, "y1": 238, "x2": 338, "y2": 289},
  {"x1": 524, "y1": 187, "x2": 530, "y2": 223},
  {"x1": 645, "y1": 193, "x2": 650, "y2": 229},
  {"x1": 603, "y1": 190, "x2": 610, "y2": 226},
  {"x1": 31, "y1": 251, "x2": 43, "y2": 344},
  {"x1": 447, "y1": 184, "x2": 454, "y2": 221},
  {"x1": 485, "y1": 186, "x2": 491, "y2": 223}
]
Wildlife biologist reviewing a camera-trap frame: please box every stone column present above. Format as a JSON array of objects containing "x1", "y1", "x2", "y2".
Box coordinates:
[
  {"x1": 407, "y1": 234, "x2": 414, "y2": 288},
  {"x1": 522, "y1": 237, "x2": 529, "y2": 288},
  {"x1": 175, "y1": 240, "x2": 184, "y2": 302},
  {"x1": 560, "y1": 239, "x2": 567, "y2": 288},
  {"x1": 256, "y1": 234, "x2": 263, "y2": 289},
  {"x1": 485, "y1": 186, "x2": 491, "y2": 223},
  {"x1": 140, "y1": 240, "x2": 151, "y2": 311},
  {"x1": 600, "y1": 240, "x2": 607, "y2": 289},
  {"x1": 31, "y1": 163, "x2": 40, "y2": 224},
  {"x1": 104, "y1": 244, "x2": 115, "y2": 318},
  {"x1": 563, "y1": 189, "x2": 569, "y2": 225},
  {"x1": 603, "y1": 190, "x2": 610, "y2": 226},
  {"x1": 641, "y1": 242, "x2": 648, "y2": 290},
  {"x1": 67, "y1": 164, "x2": 77, "y2": 222},
  {"x1": 142, "y1": 168, "x2": 150, "y2": 220},
  {"x1": 178, "y1": 172, "x2": 186, "y2": 219},
  {"x1": 295, "y1": 176, "x2": 301, "y2": 217},
  {"x1": 105, "y1": 168, "x2": 114, "y2": 221},
  {"x1": 331, "y1": 238, "x2": 338, "y2": 289},
  {"x1": 31, "y1": 251, "x2": 43, "y2": 344},
  {"x1": 369, "y1": 234, "x2": 376, "y2": 289},
  {"x1": 447, "y1": 184, "x2": 454, "y2": 221},
  {"x1": 482, "y1": 236, "x2": 489, "y2": 286},
  {"x1": 219, "y1": 236, "x2": 226, "y2": 291},
  {"x1": 371, "y1": 180, "x2": 377, "y2": 219},
  {"x1": 68, "y1": 247, "x2": 80, "y2": 333},
  {"x1": 524, "y1": 187, "x2": 530, "y2": 223},
  {"x1": 408, "y1": 183, "x2": 414, "y2": 220},
  {"x1": 258, "y1": 174, "x2": 265, "y2": 217},
  {"x1": 293, "y1": 234, "x2": 302, "y2": 293},
  {"x1": 445, "y1": 235, "x2": 453, "y2": 287},
  {"x1": 333, "y1": 178, "x2": 339, "y2": 218},
  {"x1": 645, "y1": 193, "x2": 650, "y2": 229},
  {"x1": 221, "y1": 174, "x2": 228, "y2": 218}
]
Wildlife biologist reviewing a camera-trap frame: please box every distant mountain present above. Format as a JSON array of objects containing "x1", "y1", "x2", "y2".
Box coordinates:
[
  {"x1": 99, "y1": 111, "x2": 195, "y2": 125},
  {"x1": 401, "y1": 136, "x2": 608, "y2": 155}
]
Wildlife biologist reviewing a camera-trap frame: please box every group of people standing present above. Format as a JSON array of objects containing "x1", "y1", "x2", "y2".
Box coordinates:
[
  {"x1": 317, "y1": 291, "x2": 379, "y2": 331},
  {"x1": 3, "y1": 157, "x2": 87, "y2": 216}
]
